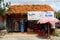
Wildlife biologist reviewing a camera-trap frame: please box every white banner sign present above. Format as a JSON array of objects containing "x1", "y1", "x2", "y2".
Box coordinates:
[
  {"x1": 28, "y1": 11, "x2": 54, "y2": 20},
  {"x1": 44, "y1": 11, "x2": 54, "y2": 17}
]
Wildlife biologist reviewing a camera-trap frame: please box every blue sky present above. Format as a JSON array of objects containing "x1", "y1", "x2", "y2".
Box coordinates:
[{"x1": 4, "y1": 0, "x2": 60, "y2": 11}]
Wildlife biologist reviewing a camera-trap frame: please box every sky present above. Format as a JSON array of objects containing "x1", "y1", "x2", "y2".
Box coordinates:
[{"x1": 4, "y1": 0, "x2": 60, "y2": 11}]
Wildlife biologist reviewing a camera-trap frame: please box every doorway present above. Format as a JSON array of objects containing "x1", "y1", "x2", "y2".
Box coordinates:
[{"x1": 6, "y1": 14, "x2": 28, "y2": 32}]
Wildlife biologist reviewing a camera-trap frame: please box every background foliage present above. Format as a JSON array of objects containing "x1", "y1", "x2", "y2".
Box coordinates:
[{"x1": 0, "y1": 0, "x2": 11, "y2": 15}]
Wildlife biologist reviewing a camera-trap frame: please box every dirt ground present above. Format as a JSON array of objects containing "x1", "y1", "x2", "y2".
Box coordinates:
[
  {"x1": 0, "y1": 32, "x2": 60, "y2": 40},
  {"x1": 0, "y1": 33, "x2": 50, "y2": 40}
]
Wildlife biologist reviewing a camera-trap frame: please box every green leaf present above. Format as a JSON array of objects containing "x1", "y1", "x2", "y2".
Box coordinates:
[{"x1": 57, "y1": 12, "x2": 60, "y2": 19}]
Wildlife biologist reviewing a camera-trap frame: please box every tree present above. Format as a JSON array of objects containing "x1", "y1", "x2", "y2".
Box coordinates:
[
  {"x1": 57, "y1": 12, "x2": 60, "y2": 20},
  {"x1": 0, "y1": 0, "x2": 11, "y2": 31},
  {"x1": 0, "y1": 0, "x2": 11, "y2": 15}
]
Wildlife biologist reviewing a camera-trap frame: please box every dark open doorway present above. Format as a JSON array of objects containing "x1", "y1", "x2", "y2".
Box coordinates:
[{"x1": 6, "y1": 14, "x2": 28, "y2": 33}]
